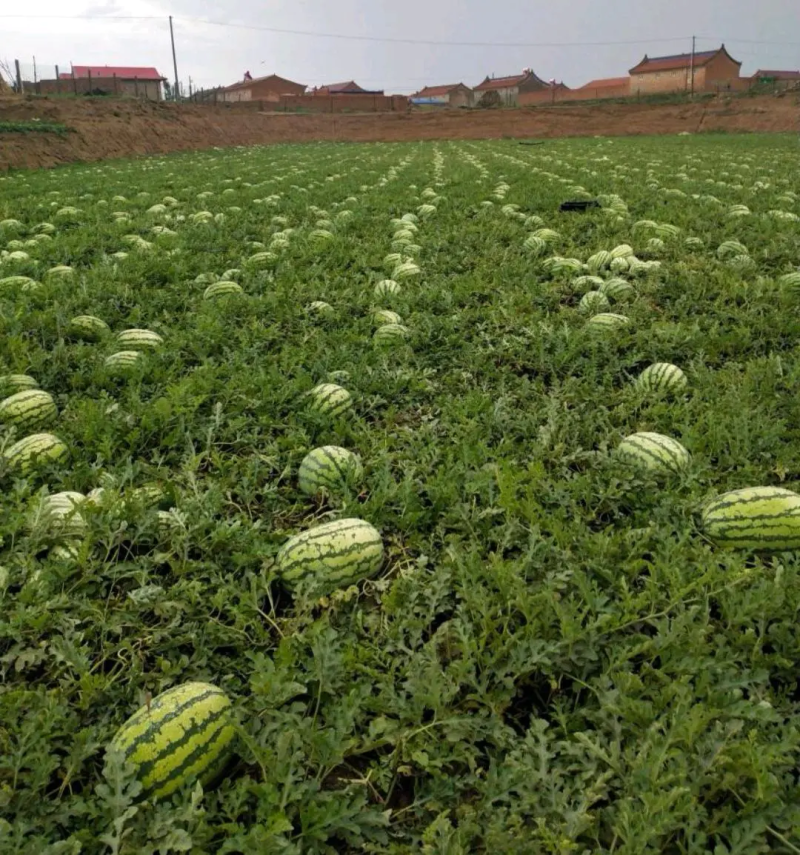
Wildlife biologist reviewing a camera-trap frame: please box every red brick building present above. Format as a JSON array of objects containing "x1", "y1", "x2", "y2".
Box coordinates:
[{"x1": 629, "y1": 45, "x2": 742, "y2": 95}]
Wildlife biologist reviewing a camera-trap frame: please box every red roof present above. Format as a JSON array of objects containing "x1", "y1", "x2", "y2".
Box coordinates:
[
  {"x1": 414, "y1": 83, "x2": 468, "y2": 97},
  {"x1": 754, "y1": 69, "x2": 800, "y2": 79},
  {"x1": 630, "y1": 46, "x2": 740, "y2": 75},
  {"x1": 580, "y1": 76, "x2": 629, "y2": 90},
  {"x1": 59, "y1": 65, "x2": 164, "y2": 80}
]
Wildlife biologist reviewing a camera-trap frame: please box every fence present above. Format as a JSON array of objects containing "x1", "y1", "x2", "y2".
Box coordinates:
[
  {"x1": 518, "y1": 76, "x2": 799, "y2": 107},
  {"x1": 6, "y1": 61, "x2": 168, "y2": 101},
  {"x1": 188, "y1": 91, "x2": 408, "y2": 113}
]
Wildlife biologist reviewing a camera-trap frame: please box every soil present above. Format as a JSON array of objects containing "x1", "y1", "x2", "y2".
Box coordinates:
[{"x1": 1, "y1": 92, "x2": 798, "y2": 171}]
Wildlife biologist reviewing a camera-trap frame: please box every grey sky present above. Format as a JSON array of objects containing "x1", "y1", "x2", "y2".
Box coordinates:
[{"x1": 4, "y1": 0, "x2": 799, "y2": 93}]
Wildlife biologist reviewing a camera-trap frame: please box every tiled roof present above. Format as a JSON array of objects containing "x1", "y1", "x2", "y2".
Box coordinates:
[
  {"x1": 474, "y1": 72, "x2": 530, "y2": 91},
  {"x1": 414, "y1": 83, "x2": 467, "y2": 97},
  {"x1": 630, "y1": 49, "x2": 725, "y2": 75},
  {"x1": 579, "y1": 76, "x2": 629, "y2": 89},
  {"x1": 320, "y1": 81, "x2": 366, "y2": 93},
  {"x1": 223, "y1": 74, "x2": 305, "y2": 93},
  {"x1": 754, "y1": 69, "x2": 800, "y2": 79},
  {"x1": 59, "y1": 65, "x2": 164, "y2": 80}
]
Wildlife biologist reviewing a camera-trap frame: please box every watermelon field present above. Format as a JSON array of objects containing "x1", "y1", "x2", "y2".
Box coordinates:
[{"x1": 3, "y1": 133, "x2": 800, "y2": 853}]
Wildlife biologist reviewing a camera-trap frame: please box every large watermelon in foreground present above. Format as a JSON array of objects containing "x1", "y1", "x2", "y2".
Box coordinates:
[
  {"x1": 702, "y1": 486, "x2": 800, "y2": 551},
  {"x1": 277, "y1": 518, "x2": 383, "y2": 595},
  {"x1": 109, "y1": 682, "x2": 235, "y2": 800},
  {"x1": 4, "y1": 433, "x2": 68, "y2": 474}
]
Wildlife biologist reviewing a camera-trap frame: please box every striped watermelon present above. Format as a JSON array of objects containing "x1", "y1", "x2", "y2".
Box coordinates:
[
  {"x1": 31, "y1": 491, "x2": 87, "y2": 539},
  {"x1": 586, "y1": 313, "x2": 631, "y2": 332},
  {"x1": 374, "y1": 280, "x2": 401, "y2": 299},
  {"x1": 69, "y1": 315, "x2": 110, "y2": 341},
  {"x1": 306, "y1": 300, "x2": 334, "y2": 317},
  {"x1": 109, "y1": 682, "x2": 235, "y2": 799},
  {"x1": 373, "y1": 324, "x2": 410, "y2": 346},
  {"x1": 599, "y1": 278, "x2": 635, "y2": 301},
  {"x1": 701, "y1": 486, "x2": 800, "y2": 551},
  {"x1": 579, "y1": 291, "x2": 611, "y2": 314},
  {"x1": 116, "y1": 329, "x2": 164, "y2": 350},
  {"x1": 327, "y1": 370, "x2": 351, "y2": 384},
  {"x1": 372, "y1": 309, "x2": 403, "y2": 326},
  {"x1": 204, "y1": 281, "x2": 243, "y2": 300},
  {"x1": 610, "y1": 244, "x2": 634, "y2": 260},
  {"x1": 277, "y1": 518, "x2": 383, "y2": 595},
  {"x1": 779, "y1": 272, "x2": 800, "y2": 290},
  {"x1": 307, "y1": 384, "x2": 353, "y2": 417},
  {"x1": 0, "y1": 374, "x2": 38, "y2": 397},
  {"x1": 49, "y1": 541, "x2": 81, "y2": 561},
  {"x1": 586, "y1": 250, "x2": 613, "y2": 272},
  {"x1": 4, "y1": 433, "x2": 69, "y2": 474},
  {"x1": 298, "y1": 446, "x2": 363, "y2": 496},
  {"x1": 635, "y1": 363, "x2": 688, "y2": 394},
  {"x1": 0, "y1": 390, "x2": 57, "y2": 430},
  {"x1": 616, "y1": 432, "x2": 690, "y2": 475},
  {"x1": 105, "y1": 351, "x2": 143, "y2": 374}
]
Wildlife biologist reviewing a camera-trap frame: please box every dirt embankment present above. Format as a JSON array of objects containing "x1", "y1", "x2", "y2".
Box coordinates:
[{"x1": 1, "y1": 93, "x2": 798, "y2": 170}]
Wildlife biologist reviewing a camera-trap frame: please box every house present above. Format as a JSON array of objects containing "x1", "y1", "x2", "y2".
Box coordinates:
[
  {"x1": 752, "y1": 69, "x2": 800, "y2": 83},
  {"x1": 220, "y1": 73, "x2": 306, "y2": 103},
  {"x1": 59, "y1": 65, "x2": 166, "y2": 100},
  {"x1": 629, "y1": 44, "x2": 741, "y2": 95},
  {"x1": 410, "y1": 83, "x2": 473, "y2": 108},
  {"x1": 474, "y1": 69, "x2": 552, "y2": 106},
  {"x1": 315, "y1": 81, "x2": 383, "y2": 95},
  {"x1": 577, "y1": 76, "x2": 631, "y2": 98}
]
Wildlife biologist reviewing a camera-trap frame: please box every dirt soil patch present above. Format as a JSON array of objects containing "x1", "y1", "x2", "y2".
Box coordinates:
[{"x1": 1, "y1": 93, "x2": 798, "y2": 171}]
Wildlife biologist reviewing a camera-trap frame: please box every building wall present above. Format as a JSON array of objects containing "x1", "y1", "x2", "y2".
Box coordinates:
[
  {"x1": 519, "y1": 81, "x2": 630, "y2": 105},
  {"x1": 36, "y1": 76, "x2": 162, "y2": 100},
  {"x1": 449, "y1": 88, "x2": 473, "y2": 108},
  {"x1": 260, "y1": 93, "x2": 407, "y2": 113},
  {"x1": 701, "y1": 52, "x2": 741, "y2": 87},
  {"x1": 631, "y1": 66, "x2": 691, "y2": 94},
  {"x1": 221, "y1": 78, "x2": 305, "y2": 103}
]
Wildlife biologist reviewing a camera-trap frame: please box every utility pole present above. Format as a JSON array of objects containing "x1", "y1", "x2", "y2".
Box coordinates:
[
  {"x1": 169, "y1": 15, "x2": 180, "y2": 101},
  {"x1": 689, "y1": 35, "x2": 696, "y2": 97}
]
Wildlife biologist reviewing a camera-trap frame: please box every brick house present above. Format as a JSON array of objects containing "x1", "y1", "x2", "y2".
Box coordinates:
[
  {"x1": 629, "y1": 44, "x2": 742, "y2": 95},
  {"x1": 58, "y1": 65, "x2": 166, "y2": 100},
  {"x1": 410, "y1": 83, "x2": 474, "y2": 108},
  {"x1": 314, "y1": 81, "x2": 383, "y2": 95},
  {"x1": 752, "y1": 69, "x2": 800, "y2": 83},
  {"x1": 474, "y1": 69, "x2": 552, "y2": 106},
  {"x1": 221, "y1": 73, "x2": 306, "y2": 103}
]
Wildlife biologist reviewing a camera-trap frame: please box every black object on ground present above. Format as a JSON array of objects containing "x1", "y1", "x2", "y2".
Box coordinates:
[{"x1": 560, "y1": 200, "x2": 601, "y2": 212}]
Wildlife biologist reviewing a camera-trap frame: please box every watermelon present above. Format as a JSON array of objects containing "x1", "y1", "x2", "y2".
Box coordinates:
[
  {"x1": 277, "y1": 518, "x2": 383, "y2": 595},
  {"x1": 105, "y1": 351, "x2": 143, "y2": 374},
  {"x1": 373, "y1": 324, "x2": 410, "y2": 346},
  {"x1": 616, "y1": 432, "x2": 690, "y2": 476},
  {"x1": 587, "y1": 250, "x2": 613, "y2": 271},
  {"x1": 307, "y1": 384, "x2": 353, "y2": 417},
  {"x1": 49, "y1": 541, "x2": 81, "y2": 561},
  {"x1": 635, "y1": 363, "x2": 688, "y2": 394},
  {"x1": 0, "y1": 390, "x2": 57, "y2": 430},
  {"x1": 373, "y1": 310, "x2": 403, "y2": 326},
  {"x1": 701, "y1": 486, "x2": 800, "y2": 551},
  {"x1": 31, "y1": 491, "x2": 87, "y2": 539},
  {"x1": 393, "y1": 261, "x2": 421, "y2": 280},
  {"x1": 4, "y1": 433, "x2": 69, "y2": 474},
  {"x1": 204, "y1": 281, "x2": 243, "y2": 300},
  {"x1": 109, "y1": 682, "x2": 235, "y2": 799},
  {"x1": 0, "y1": 374, "x2": 38, "y2": 397},
  {"x1": 69, "y1": 315, "x2": 110, "y2": 341},
  {"x1": 586, "y1": 313, "x2": 631, "y2": 332},
  {"x1": 610, "y1": 244, "x2": 634, "y2": 260},
  {"x1": 327, "y1": 370, "x2": 351, "y2": 384},
  {"x1": 306, "y1": 300, "x2": 334, "y2": 317},
  {"x1": 298, "y1": 446, "x2": 363, "y2": 496},
  {"x1": 374, "y1": 280, "x2": 401, "y2": 299},
  {"x1": 599, "y1": 278, "x2": 634, "y2": 301},
  {"x1": 579, "y1": 291, "x2": 611, "y2": 314},
  {"x1": 779, "y1": 272, "x2": 800, "y2": 290},
  {"x1": 116, "y1": 329, "x2": 163, "y2": 350}
]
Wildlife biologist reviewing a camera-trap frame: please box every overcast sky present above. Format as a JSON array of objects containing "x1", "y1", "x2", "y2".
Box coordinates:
[{"x1": 3, "y1": 0, "x2": 799, "y2": 93}]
